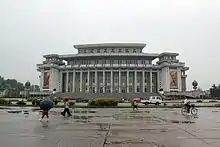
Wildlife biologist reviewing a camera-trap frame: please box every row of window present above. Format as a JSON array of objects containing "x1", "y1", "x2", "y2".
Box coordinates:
[
  {"x1": 78, "y1": 48, "x2": 141, "y2": 54},
  {"x1": 65, "y1": 86, "x2": 157, "y2": 93},
  {"x1": 159, "y1": 56, "x2": 176, "y2": 61},
  {"x1": 69, "y1": 59, "x2": 152, "y2": 65}
]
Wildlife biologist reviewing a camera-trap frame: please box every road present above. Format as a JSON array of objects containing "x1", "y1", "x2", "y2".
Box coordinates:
[{"x1": 1, "y1": 107, "x2": 220, "y2": 146}]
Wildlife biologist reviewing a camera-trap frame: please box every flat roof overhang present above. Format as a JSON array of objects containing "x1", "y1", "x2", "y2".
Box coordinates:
[
  {"x1": 73, "y1": 43, "x2": 146, "y2": 49},
  {"x1": 59, "y1": 53, "x2": 159, "y2": 60}
]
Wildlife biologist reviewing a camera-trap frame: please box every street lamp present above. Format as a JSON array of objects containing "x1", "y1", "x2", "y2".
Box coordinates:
[{"x1": 192, "y1": 80, "x2": 198, "y2": 98}]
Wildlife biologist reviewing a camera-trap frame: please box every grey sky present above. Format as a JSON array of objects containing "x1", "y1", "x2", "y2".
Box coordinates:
[{"x1": 0, "y1": 0, "x2": 220, "y2": 90}]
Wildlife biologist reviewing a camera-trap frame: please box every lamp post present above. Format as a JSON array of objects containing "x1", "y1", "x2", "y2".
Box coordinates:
[
  {"x1": 192, "y1": 80, "x2": 198, "y2": 98},
  {"x1": 24, "y1": 81, "x2": 31, "y2": 100}
]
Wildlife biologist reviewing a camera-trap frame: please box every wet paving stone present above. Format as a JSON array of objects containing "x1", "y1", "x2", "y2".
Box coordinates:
[{"x1": 0, "y1": 107, "x2": 220, "y2": 147}]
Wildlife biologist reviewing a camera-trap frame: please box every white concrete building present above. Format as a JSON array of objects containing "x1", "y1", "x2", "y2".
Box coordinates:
[{"x1": 37, "y1": 43, "x2": 189, "y2": 98}]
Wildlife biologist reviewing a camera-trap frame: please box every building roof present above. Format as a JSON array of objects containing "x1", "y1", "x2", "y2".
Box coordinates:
[
  {"x1": 59, "y1": 53, "x2": 159, "y2": 60},
  {"x1": 73, "y1": 43, "x2": 146, "y2": 49},
  {"x1": 43, "y1": 54, "x2": 59, "y2": 58},
  {"x1": 158, "y1": 52, "x2": 179, "y2": 57}
]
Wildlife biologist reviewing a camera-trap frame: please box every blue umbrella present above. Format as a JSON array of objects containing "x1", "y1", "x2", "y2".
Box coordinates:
[{"x1": 40, "y1": 99, "x2": 54, "y2": 110}]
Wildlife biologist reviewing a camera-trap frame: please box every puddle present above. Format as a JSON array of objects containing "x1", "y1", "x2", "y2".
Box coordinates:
[
  {"x1": 106, "y1": 139, "x2": 166, "y2": 147},
  {"x1": 212, "y1": 111, "x2": 220, "y2": 112},
  {"x1": 7, "y1": 110, "x2": 22, "y2": 114},
  {"x1": 73, "y1": 109, "x2": 97, "y2": 114},
  {"x1": 170, "y1": 120, "x2": 195, "y2": 124},
  {"x1": 73, "y1": 115, "x2": 94, "y2": 119},
  {"x1": 0, "y1": 107, "x2": 12, "y2": 110}
]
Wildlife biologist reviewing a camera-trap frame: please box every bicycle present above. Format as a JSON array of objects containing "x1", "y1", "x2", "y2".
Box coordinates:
[{"x1": 181, "y1": 104, "x2": 198, "y2": 116}]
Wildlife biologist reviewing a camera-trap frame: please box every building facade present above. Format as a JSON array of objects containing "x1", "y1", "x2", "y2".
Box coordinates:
[{"x1": 37, "y1": 43, "x2": 189, "y2": 97}]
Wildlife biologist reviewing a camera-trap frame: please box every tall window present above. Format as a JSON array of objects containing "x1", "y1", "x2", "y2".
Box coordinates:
[
  {"x1": 113, "y1": 60, "x2": 118, "y2": 64},
  {"x1": 98, "y1": 60, "x2": 102, "y2": 64},
  {"x1": 137, "y1": 87, "x2": 140, "y2": 92},
  {"x1": 145, "y1": 60, "x2": 149, "y2": 64},
  {"x1": 100, "y1": 87, "x2": 103, "y2": 93},
  {"x1": 91, "y1": 60, "x2": 95, "y2": 64}
]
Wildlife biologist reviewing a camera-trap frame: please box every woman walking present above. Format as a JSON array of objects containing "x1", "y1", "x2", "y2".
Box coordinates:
[{"x1": 61, "y1": 99, "x2": 72, "y2": 117}]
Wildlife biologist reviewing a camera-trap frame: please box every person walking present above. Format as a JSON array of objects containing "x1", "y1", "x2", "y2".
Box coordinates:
[
  {"x1": 184, "y1": 98, "x2": 191, "y2": 114},
  {"x1": 61, "y1": 99, "x2": 72, "y2": 117},
  {"x1": 133, "y1": 100, "x2": 138, "y2": 111},
  {"x1": 39, "y1": 109, "x2": 49, "y2": 121},
  {"x1": 39, "y1": 99, "x2": 53, "y2": 121}
]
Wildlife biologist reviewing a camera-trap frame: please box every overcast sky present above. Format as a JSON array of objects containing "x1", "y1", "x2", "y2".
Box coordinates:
[{"x1": 0, "y1": 0, "x2": 220, "y2": 90}]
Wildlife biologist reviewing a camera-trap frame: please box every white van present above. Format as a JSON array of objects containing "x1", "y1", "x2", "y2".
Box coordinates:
[{"x1": 141, "y1": 96, "x2": 163, "y2": 105}]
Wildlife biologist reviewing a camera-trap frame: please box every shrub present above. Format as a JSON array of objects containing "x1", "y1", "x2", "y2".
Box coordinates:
[
  {"x1": 88, "y1": 98, "x2": 119, "y2": 107},
  {"x1": 0, "y1": 99, "x2": 10, "y2": 105},
  {"x1": 32, "y1": 99, "x2": 41, "y2": 105},
  {"x1": 51, "y1": 97, "x2": 61, "y2": 105},
  {"x1": 16, "y1": 101, "x2": 26, "y2": 105},
  {"x1": 27, "y1": 98, "x2": 36, "y2": 102},
  {"x1": 69, "y1": 102, "x2": 75, "y2": 106}
]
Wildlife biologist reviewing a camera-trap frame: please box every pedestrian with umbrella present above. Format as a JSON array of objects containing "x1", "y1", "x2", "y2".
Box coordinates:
[
  {"x1": 61, "y1": 96, "x2": 72, "y2": 117},
  {"x1": 39, "y1": 98, "x2": 54, "y2": 121}
]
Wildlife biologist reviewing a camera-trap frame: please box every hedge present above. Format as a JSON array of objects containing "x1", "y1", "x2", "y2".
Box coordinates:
[{"x1": 88, "y1": 98, "x2": 119, "y2": 107}]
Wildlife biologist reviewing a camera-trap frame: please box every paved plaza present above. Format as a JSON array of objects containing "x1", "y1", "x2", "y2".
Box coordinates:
[{"x1": 1, "y1": 107, "x2": 220, "y2": 147}]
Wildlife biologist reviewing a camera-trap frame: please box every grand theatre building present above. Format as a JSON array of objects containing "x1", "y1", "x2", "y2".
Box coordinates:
[{"x1": 37, "y1": 43, "x2": 189, "y2": 98}]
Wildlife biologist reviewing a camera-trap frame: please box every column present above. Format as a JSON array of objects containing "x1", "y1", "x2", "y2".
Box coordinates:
[
  {"x1": 110, "y1": 70, "x2": 113, "y2": 93},
  {"x1": 157, "y1": 71, "x2": 160, "y2": 92},
  {"x1": 66, "y1": 71, "x2": 69, "y2": 92},
  {"x1": 119, "y1": 70, "x2": 121, "y2": 93},
  {"x1": 87, "y1": 70, "x2": 90, "y2": 92},
  {"x1": 150, "y1": 70, "x2": 152, "y2": 93},
  {"x1": 134, "y1": 70, "x2": 137, "y2": 93},
  {"x1": 127, "y1": 70, "x2": 129, "y2": 93},
  {"x1": 40, "y1": 69, "x2": 44, "y2": 91},
  {"x1": 142, "y1": 70, "x2": 145, "y2": 92},
  {"x1": 58, "y1": 71, "x2": 63, "y2": 92},
  {"x1": 80, "y1": 70, "x2": 82, "y2": 92},
  {"x1": 103, "y1": 70, "x2": 105, "y2": 93},
  {"x1": 72, "y1": 71, "x2": 75, "y2": 92},
  {"x1": 95, "y1": 70, "x2": 98, "y2": 93}
]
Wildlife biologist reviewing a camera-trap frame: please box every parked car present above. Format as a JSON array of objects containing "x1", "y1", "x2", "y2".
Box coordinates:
[{"x1": 141, "y1": 96, "x2": 163, "y2": 105}]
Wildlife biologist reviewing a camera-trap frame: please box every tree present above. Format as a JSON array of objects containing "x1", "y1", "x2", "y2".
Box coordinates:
[
  {"x1": 0, "y1": 76, "x2": 39, "y2": 97},
  {"x1": 210, "y1": 84, "x2": 220, "y2": 97}
]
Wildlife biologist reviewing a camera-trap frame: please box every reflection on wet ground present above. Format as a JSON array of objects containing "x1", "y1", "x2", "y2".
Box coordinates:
[{"x1": 1, "y1": 107, "x2": 220, "y2": 146}]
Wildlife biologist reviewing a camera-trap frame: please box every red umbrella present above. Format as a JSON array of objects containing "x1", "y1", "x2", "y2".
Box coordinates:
[
  {"x1": 133, "y1": 98, "x2": 141, "y2": 101},
  {"x1": 63, "y1": 96, "x2": 72, "y2": 99}
]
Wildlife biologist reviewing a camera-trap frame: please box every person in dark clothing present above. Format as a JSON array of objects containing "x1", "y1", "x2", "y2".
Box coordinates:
[
  {"x1": 61, "y1": 99, "x2": 72, "y2": 117},
  {"x1": 133, "y1": 100, "x2": 138, "y2": 111},
  {"x1": 184, "y1": 98, "x2": 191, "y2": 113}
]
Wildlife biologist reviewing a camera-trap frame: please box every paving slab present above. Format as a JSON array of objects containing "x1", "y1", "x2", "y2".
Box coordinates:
[{"x1": 0, "y1": 107, "x2": 220, "y2": 146}]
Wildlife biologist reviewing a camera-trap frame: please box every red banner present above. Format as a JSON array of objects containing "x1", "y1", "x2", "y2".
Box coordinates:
[{"x1": 43, "y1": 71, "x2": 50, "y2": 89}]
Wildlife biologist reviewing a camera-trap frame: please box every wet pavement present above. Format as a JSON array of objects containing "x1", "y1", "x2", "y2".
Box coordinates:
[{"x1": 1, "y1": 107, "x2": 220, "y2": 147}]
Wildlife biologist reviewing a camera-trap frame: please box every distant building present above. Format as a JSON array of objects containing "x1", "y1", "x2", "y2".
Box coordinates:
[{"x1": 37, "y1": 43, "x2": 189, "y2": 98}]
